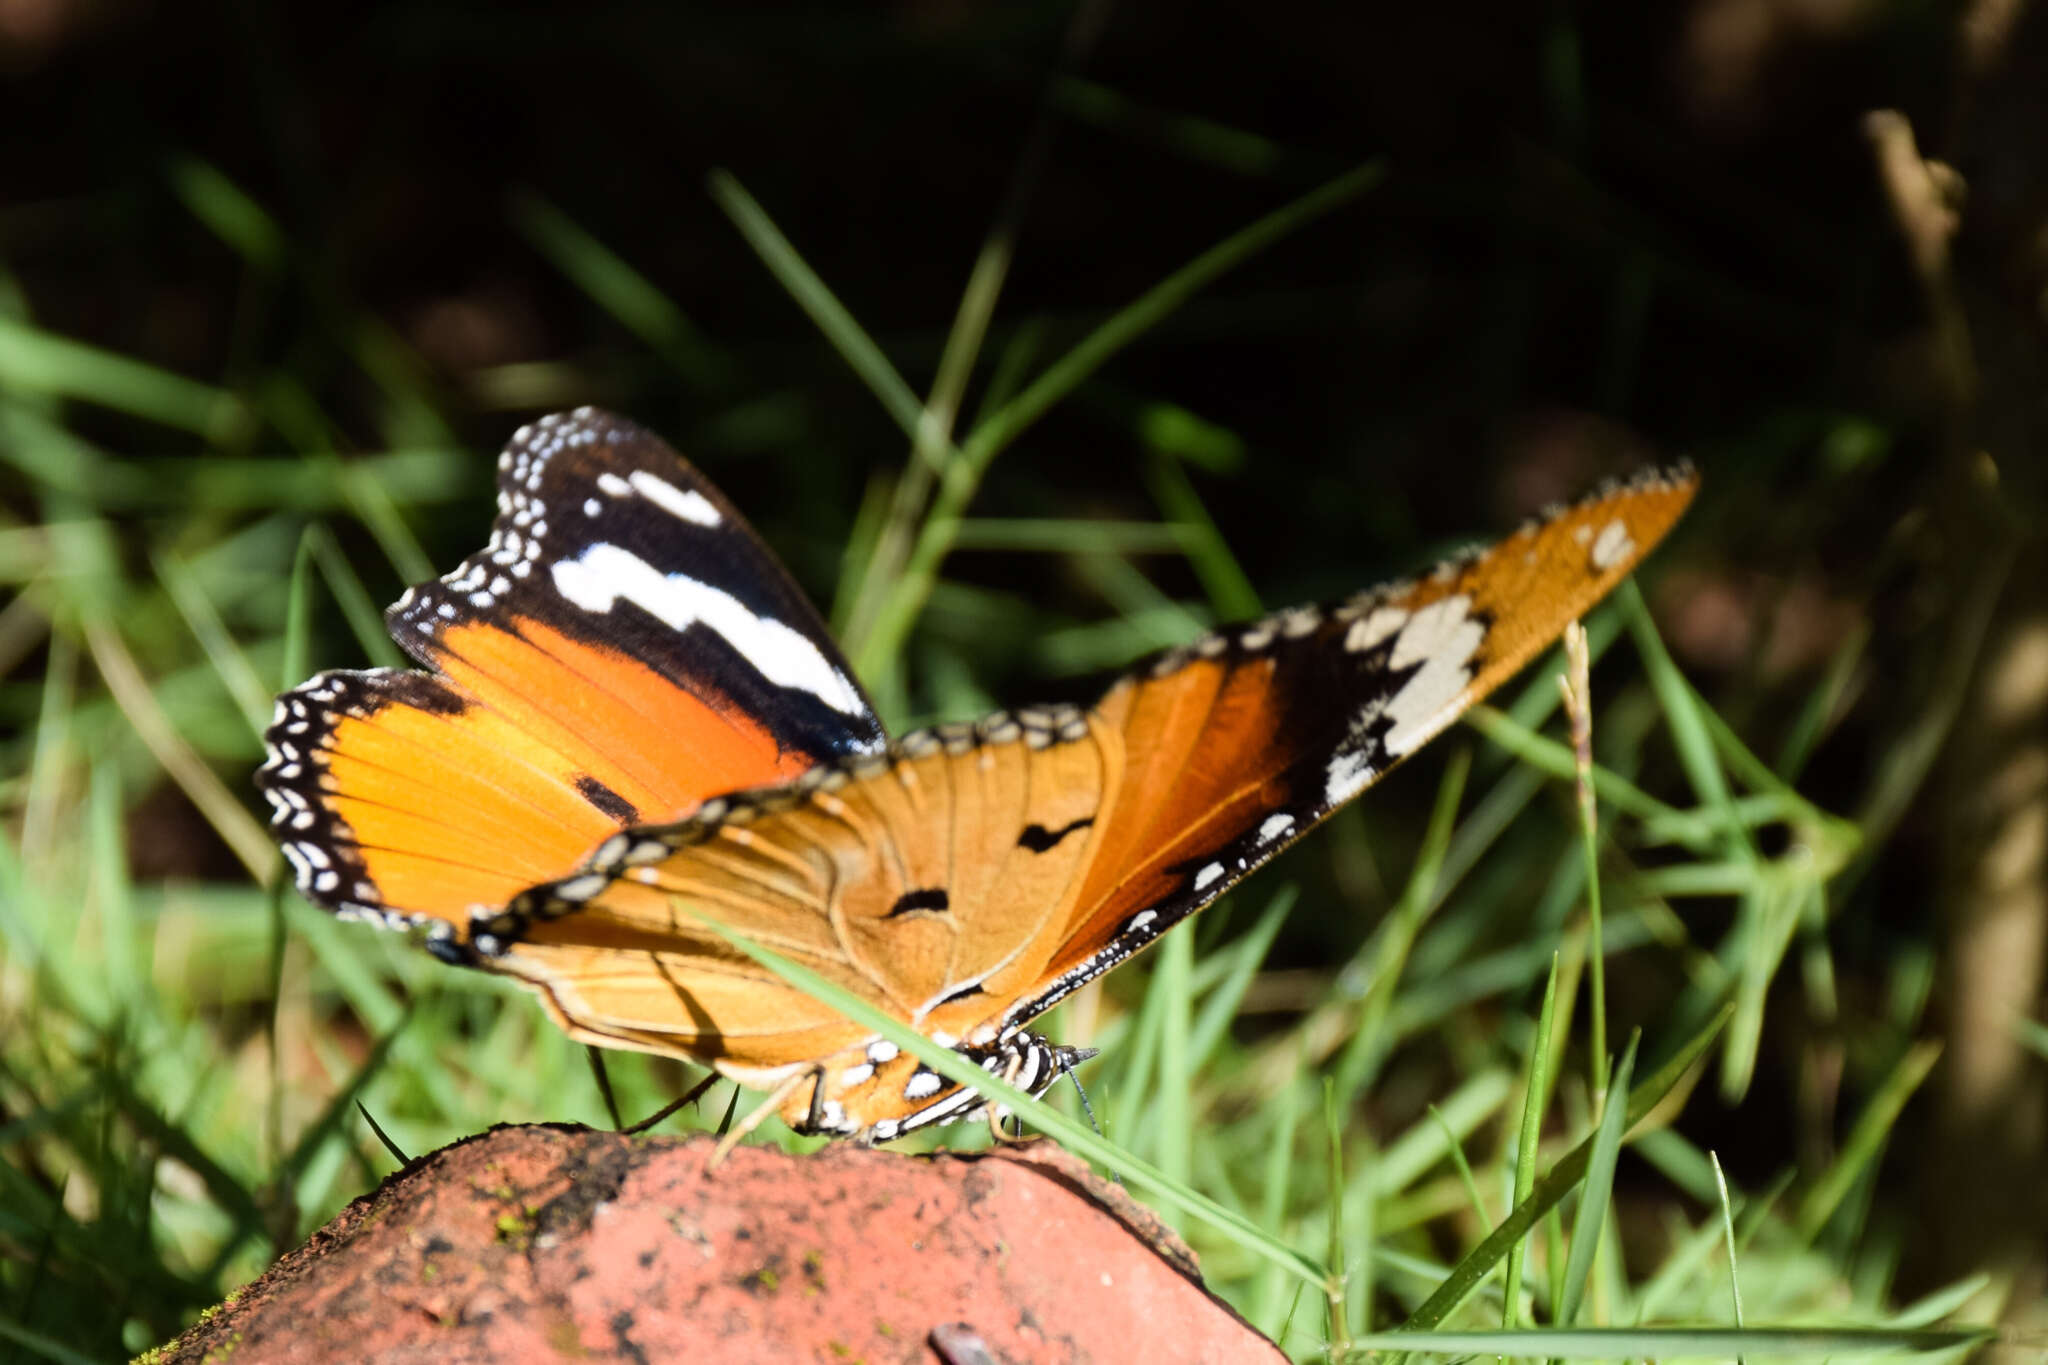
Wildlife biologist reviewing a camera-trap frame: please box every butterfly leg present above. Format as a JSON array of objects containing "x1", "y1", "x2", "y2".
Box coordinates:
[
  {"x1": 624, "y1": 1070, "x2": 722, "y2": 1135},
  {"x1": 986, "y1": 1050, "x2": 1041, "y2": 1147},
  {"x1": 707, "y1": 1066, "x2": 821, "y2": 1169}
]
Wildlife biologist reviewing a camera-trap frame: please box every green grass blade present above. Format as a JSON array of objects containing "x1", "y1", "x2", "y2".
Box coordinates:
[
  {"x1": 1793, "y1": 1040, "x2": 1941, "y2": 1243},
  {"x1": 165, "y1": 156, "x2": 284, "y2": 270},
  {"x1": 694, "y1": 914, "x2": 1325, "y2": 1287},
  {"x1": 153, "y1": 549, "x2": 275, "y2": 738},
  {"x1": 1186, "y1": 885, "x2": 1294, "y2": 1073},
  {"x1": 1504, "y1": 955, "x2": 1561, "y2": 1328},
  {"x1": 304, "y1": 522, "x2": 406, "y2": 671},
  {"x1": 0, "y1": 318, "x2": 246, "y2": 441},
  {"x1": 1405, "y1": 999, "x2": 1733, "y2": 1330},
  {"x1": 1558, "y1": 1033, "x2": 1638, "y2": 1324},
  {"x1": 1619, "y1": 580, "x2": 1754, "y2": 864},
  {"x1": 1711, "y1": 1151, "x2": 1746, "y2": 1330},
  {"x1": 1333, "y1": 749, "x2": 1469, "y2": 1105},
  {"x1": 1145, "y1": 449, "x2": 1262, "y2": 619},
  {"x1": 707, "y1": 170, "x2": 929, "y2": 440},
  {"x1": 1252, "y1": 1058, "x2": 1307, "y2": 1335},
  {"x1": 1346, "y1": 1326, "x2": 1993, "y2": 1358},
  {"x1": 1153, "y1": 908, "x2": 1193, "y2": 1226},
  {"x1": 853, "y1": 161, "x2": 1384, "y2": 676},
  {"x1": 1325, "y1": 1078, "x2": 1352, "y2": 1352},
  {"x1": 510, "y1": 189, "x2": 730, "y2": 390}
]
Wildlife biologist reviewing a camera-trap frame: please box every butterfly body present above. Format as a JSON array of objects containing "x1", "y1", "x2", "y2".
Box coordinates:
[{"x1": 260, "y1": 408, "x2": 1695, "y2": 1141}]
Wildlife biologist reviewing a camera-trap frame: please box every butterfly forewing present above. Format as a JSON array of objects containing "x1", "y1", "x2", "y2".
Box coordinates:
[
  {"x1": 1021, "y1": 464, "x2": 1699, "y2": 1016},
  {"x1": 258, "y1": 408, "x2": 886, "y2": 938}
]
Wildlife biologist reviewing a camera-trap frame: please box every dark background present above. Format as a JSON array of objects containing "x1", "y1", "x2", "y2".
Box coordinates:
[{"x1": 4, "y1": 0, "x2": 2044, "y2": 1341}]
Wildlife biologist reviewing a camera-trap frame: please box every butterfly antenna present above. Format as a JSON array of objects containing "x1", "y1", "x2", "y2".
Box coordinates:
[
  {"x1": 624, "y1": 1071, "x2": 722, "y2": 1135},
  {"x1": 1063, "y1": 1064, "x2": 1124, "y2": 1186},
  {"x1": 1065, "y1": 1067, "x2": 1105, "y2": 1139},
  {"x1": 584, "y1": 1045, "x2": 626, "y2": 1130}
]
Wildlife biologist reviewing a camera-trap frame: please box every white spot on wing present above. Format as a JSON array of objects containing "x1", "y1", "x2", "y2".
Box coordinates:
[
  {"x1": 1389, "y1": 595, "x2": 1475, "y2": 670},
  {"x1": 1258, "y1": 813, "x2": 1295, "y2": 843},
  {"x1": 1346, "y1": 606, "x2": 1409, "y2": 653},
  {"x1": 1326, "y1": 749, "x2": 1376, "y2": 805},
  {"x1": 1383, "y1": 595, "x2": 1486, "y2": 757},
  {"x1": 628, "y1": 470, "x2": 722, "y2": 526},
  {"x1": 550, "y1": 543, "x2": 868, "y2": 715},
  {"x1": 1193, "y1": 863, "x2": 1224, "y2": 891},
  {"x1": 1590, "y1": 519, "x2": 1635, "y2": 571}
]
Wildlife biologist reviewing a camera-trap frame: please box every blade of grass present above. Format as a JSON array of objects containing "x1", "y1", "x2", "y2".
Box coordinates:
[
  {"x1": 1252, "y1": 1058, "x2": 1307, "y2": 1336},
  {"x1": 80, "y1": 615, "x2": 275, "y2": 884},
  {"x1": 1793, "y1": 1040, "x2": 1941, "y2": 1243},
  {"x1": 1346, "y1": 1326, "x2": 1993, "y2": 1357},
  {"x1": 1333, "y1": 748, "x2": 1469, "y2": 1105},
  {"x1": 1619, "y1": 580, "x2": 1755, "y2": 865},
  {"x1": 152, "y1": 550, "x2": 274, "y2": 738},
  {"x1": 1463, "y1": 705, "x2": 1691, "y2": 834},
  {"x1": 1186, "y1": 886, "x2": 1295, "y2": 1073},
  {"x1": 1504, "y1": 955, "x2": 1560, "y2": 1329},
  {"x1": 707, "y1": 171, "x2": 929, "y2": 441},
  {"x1": 1152, "y1": 910, "x2": 1193, "y2": 1228},
  {"x1": 1710, "y1": 1151, "x2": 1746, "y2": 1335},
  {"x1": 854, "y1": 161, "x2": 1385, "y2": 676},
  {"x1": 1404, "y1": 999, "x2": 1733, "y2": 1330},
  {"x1": 1325, "y1": 1079, "x2": 1352, "y2": 1353},
  {"x1": 694, "y1": 913, "x2": 1324, "y2": 1286},
  {"x1": 1558, "y1": 1034, "x2": 1638, "y2": 1324},
  {"x1": 836, "y1": 1, "x2": 1089, "y2": 653},
  {"x1": 165, "y1": 155, "x2": 284, "y2": 271},
  {"x1": 1146, "y1": 448, "x2": 1262, "y2": 619},
  {"x1": 510, "y1": 189, "x2": 730, "y2": 390},
  {"x1": 0, "y1": 317, "x2": 246, "y2": 441},
  {"x1": 303, "y1": 522, "x2": 406, "y2": 671}
]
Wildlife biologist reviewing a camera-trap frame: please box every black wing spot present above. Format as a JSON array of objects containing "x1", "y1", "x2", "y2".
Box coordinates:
[
  {"x1": 888, "y1": 888, "x2": 951, "y2": 918},
  {"x1": 1018, "y1": 816, "x2": 1094, "y2": 854},
  {"x1": 574, "y1": 775, "x2": 640, "y2": 824}
]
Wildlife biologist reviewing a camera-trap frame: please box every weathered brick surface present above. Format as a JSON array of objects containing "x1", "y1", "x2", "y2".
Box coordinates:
[{"x1": 156, "y1": 1124, "x2": 1283, "y2": 1364}]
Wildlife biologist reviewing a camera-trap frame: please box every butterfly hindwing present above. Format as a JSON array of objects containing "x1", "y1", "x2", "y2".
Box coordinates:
[
  {"x1": 486, "y1": 707, "x2": 1112, "y2": 1134},
  {"x1": 258, "y1": 408, "x2": 886, "y2": 938}
]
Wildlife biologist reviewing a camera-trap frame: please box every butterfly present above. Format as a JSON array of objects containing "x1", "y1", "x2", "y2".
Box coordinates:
[{"x1": 259, "y1": 408, "x2": 1696, "y2": 1143}]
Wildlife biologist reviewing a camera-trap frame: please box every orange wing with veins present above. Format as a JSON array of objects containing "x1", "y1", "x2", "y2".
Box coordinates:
[{"x1": 257, "y1": 408, "x2": 884, "y2": 946}]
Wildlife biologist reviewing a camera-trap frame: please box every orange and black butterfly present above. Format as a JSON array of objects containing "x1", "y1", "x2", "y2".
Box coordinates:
[{"x1": 259, "y1": 409, "x2": 1696, "y2": 1142}]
